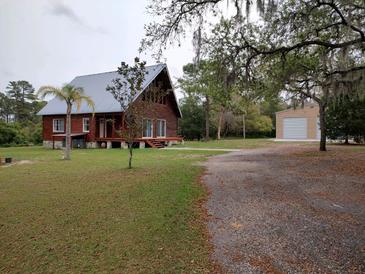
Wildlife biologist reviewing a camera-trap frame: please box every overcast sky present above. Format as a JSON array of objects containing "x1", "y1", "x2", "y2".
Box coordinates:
[{"x1": 0, "y1": 0, "x2": 196, "y2": 98}]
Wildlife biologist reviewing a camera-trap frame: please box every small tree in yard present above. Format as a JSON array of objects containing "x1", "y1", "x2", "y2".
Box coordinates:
[
  {"x1": 38, "y1": 85, "x2": 95, "y2": 160},
  {"x1": 107, "y1": 58, "x2": 165, "y2": 169}
]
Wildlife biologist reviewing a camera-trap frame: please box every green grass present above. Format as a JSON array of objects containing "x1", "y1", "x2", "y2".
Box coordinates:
[
  {"x1": 351, "y1": 146, "x2": 365, "y2": 152},
  {"x1": 328, "y1": 143, "x2": 365, "y2": 152},
  {"x1": 0, "y1": 147, "x2": 223, "y2": 273},
  {"x1": 178, "y1": 138, "x2": 275, "y2": 149}
]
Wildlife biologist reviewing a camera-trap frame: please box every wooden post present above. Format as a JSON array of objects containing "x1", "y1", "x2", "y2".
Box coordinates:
[
  {"x1": 242, "y1": 113, "x2": 246, "y2": 139},
  {"x1": 112, "y1": 113, "x2": 115, "y2": 138},
  {"x1": 122, "y1": 113, "x2": 125, "y2": 129},
  {"x1": 104, "y1": 114, "x2": 106, "y2": 138}
]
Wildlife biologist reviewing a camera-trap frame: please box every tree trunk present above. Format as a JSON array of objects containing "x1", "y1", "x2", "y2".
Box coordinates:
[
  {"x1": 344, "y1": 135, "x2": 349, "y2": 144},
  {"x1": 128, "y1": 143, "x2": 133, "y2": 169},
  {"x1": 242, "y1": 113, "x2": 246, "y2": 139},
  {"x1": 319, "y1": 102, "x2": 327, "y2": 151},
  {"x1": 217, "y1": 107, "x2": 224, "y2": 140},
  {"x1": 65, "y1": 103, "x2": 72, "y2": 160},
  {"x1": 205, "y1": 95, "x2": 210, "y2": 141}
]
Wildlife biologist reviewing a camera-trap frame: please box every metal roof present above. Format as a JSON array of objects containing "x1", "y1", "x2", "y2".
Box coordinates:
[
  {"x1": 275, "y1": 102, "x2": 319, "y2": 114},
  {"x1": 38, "y1": 63, "x2": 181, "y2": 116}
]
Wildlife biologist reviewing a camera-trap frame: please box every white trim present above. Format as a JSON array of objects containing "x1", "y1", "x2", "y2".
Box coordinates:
[
  {"x1": 99, "y1": 118, "x2": 106, "y2": 138},
  {"x1": 156, "y1": 119, "x2": 166, "y2": 138},
  {"x1": 142, "y1": 118, "x2": 153, "y2": 138},
  {"x1": 82, "y1": 117, "x2": 90, "y2": 133},
  {"x1": 53, "y1": 118, "x2": 64, "y2": 133},
  {"x1": 164, "y1": 66, "x2": 183, "y2": 118}
]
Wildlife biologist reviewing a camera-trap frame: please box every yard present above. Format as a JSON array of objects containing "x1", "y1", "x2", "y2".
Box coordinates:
[
  {"x1": 0, "y1": 146, "x2": 222, "y2": 273},
  {"x1": 1, "y1": 140, "x2": 364, "y2": 273},
  {"x1": 178, "y1": 138, "x2": 276, "y2": 149}
]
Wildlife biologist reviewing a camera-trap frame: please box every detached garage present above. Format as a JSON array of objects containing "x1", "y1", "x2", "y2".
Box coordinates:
[{"x1": 276, "y1": 103, "x2": 320, "y2": 140}]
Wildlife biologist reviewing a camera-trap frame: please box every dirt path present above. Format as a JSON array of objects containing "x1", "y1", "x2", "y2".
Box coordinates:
[{"x1": 202, "y1": 144, "x2": 365, "y2": 273}]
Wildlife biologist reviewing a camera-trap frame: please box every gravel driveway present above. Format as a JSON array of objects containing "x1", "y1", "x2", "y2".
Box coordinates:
[{"x1": 203, "y1": 145, "x2": 365, "y2": 273}]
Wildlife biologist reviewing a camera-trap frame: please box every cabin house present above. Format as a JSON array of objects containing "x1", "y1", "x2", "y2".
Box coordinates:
[{"x1": 38, "y1": 64, "x2": 183, "y2": 149}]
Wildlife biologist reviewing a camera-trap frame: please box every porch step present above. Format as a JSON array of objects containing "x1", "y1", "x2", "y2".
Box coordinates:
[{"x1": 146, "y1": 140, "x2": 165, "y2": 148}]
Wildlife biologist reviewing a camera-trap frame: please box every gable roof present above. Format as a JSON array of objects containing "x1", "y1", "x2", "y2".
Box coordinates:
[
  {"x1": 38, "y1": 63, "x2": 182, "y2": 117},
  {"x1": 275, "y1": 102, "x2": 319, "y2": 114}
]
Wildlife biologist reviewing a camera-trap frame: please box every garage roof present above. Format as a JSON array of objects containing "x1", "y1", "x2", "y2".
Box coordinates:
[{"x1": 275, "y1": 102, "x2": 318, "y2": 114}]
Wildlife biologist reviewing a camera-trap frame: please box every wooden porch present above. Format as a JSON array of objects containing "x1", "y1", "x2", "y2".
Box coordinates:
[
  {"x1": 95, "y1": 136, "x2": 184, "y2": 148},
  {"x1": 94, "y1": 113, "x2": 183, "y2": 148}
]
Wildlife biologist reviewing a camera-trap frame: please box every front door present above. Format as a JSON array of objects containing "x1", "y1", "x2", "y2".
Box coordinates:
[{"x1": 99, "y1": 118, "x2": 105, "y2": 138}]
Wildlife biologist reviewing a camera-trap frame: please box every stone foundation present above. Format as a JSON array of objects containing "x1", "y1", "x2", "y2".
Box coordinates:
[
  {"x1": 43, "y1": 139, "x2": 183, "y2": 149},
  {"x1": 121, "y1": 141, "x2": 128, "y2": 149},
  {"x1": 43, "y1": 140, "x2": 63, "y2": 149},
  {"x1": 86, "y1": 142, "x2": 97, "y2": 149},
  {"x1": 166, "y1": 140, "x2": 180, "y2": 146}
]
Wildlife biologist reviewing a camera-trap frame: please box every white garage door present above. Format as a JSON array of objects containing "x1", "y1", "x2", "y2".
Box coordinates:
[{"x1": 283, "y1": 118, "x2": 307, "y2": 139}]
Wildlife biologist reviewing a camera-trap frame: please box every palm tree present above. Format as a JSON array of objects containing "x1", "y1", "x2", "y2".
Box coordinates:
[{"x1": 37, "y1": 84, "x2": 95, "y2": 160}]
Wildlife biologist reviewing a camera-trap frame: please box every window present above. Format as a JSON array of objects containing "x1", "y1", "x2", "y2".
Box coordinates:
[
  {"x1": 53, "y1": 119, "x2": 64, "y2": 133},
  {"x1": 156, "y1": 119, "x2": 166, "y2": 137},
  {"x1": 143, "y1": 119, "x2": 153, "y2": 138},
  {"x1": 83, "y1": 117, "x2": 90, "y2": 132}
]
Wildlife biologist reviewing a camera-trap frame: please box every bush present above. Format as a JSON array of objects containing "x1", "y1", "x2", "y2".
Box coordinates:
[
  {"x1": 0, "y1": 122, "x2": 18, "y2": 145},
  {"x1": 31, "y1": 124, "x2": 43, "y2": 144},
  {"x1": 0, "y1": 121, "x2": 42, "y2": 146}
]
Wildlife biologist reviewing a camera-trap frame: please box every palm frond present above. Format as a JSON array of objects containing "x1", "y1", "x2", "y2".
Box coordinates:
[
  {"x1": 77, "y1": 95, "x2": 95, "y2": 114},
  {"x1": 37, "y1": 86, "x2": 65, "y2": 100},
  {"x1": 38, "y1": 84, "x2": 95, "y2": 114}
]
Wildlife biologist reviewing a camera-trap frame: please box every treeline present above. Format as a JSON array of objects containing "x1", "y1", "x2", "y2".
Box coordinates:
[
  {"x1": 177, "y1": 61, "x2": 365, "y2": 143},
  {"x1": 142, "y1": 0, "x2": 365, "y2": 150},
  {"x1": 177, "y1": 61, "x2": 286, "y2": 140},
  {"x1": 179, "y1": 93, "x2": 285, "y2": 140},
  {"x1": 0, "y1": 81, "x2": 46, "y2": 146}
]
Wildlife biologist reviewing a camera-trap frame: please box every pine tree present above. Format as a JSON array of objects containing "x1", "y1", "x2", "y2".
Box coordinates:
[{"x1": 6, "y1": 81, "x2": 35, "y2": 122}]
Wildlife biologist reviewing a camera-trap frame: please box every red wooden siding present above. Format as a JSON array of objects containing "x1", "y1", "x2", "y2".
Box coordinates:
[
  {"x1": 43, "y1": 114, "x2": 96, "y2": 141},
  {"x1": 42, "y1": 98, "x2": 179, "y2": 141},
  {"x1": 41, "y1": 68, "x2": 181, "y2": 142},
  {"x1": 143, "y1": 93, "x2": 178, "y2": 138}
]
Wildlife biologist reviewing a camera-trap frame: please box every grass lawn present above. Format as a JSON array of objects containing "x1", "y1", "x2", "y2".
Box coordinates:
[
  {"x1": 179, "y1": 138, "x2": 350, "y2": 150},
  {"x1": 0, "y1": 147, "x2": 223, "y2": 273},
  {"x1": 178, "y1": 138, "x2": 276, "y2": 149}
]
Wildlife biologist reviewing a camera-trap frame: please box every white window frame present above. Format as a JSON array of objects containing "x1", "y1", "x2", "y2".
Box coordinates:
[
  {"x1": 142, "y1": 118, "x2": 153, "y2": 138},
  {"x1": 156, "y1": 119, "x2": 166, "y2": 138},
  {"x1": 53, "y1": 119, "x2": 64, "y2": 133},
  {"x1": 83, "y1": 117, "x2": 90, "y2": 133}
]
